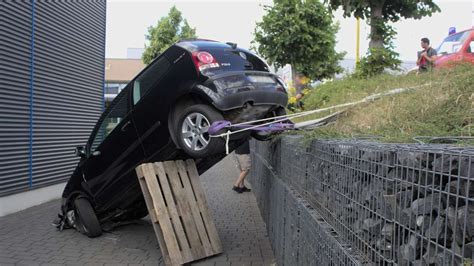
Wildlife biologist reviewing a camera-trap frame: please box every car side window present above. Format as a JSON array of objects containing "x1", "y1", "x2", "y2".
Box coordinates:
[
  {"x1": 468, "y1": 40, "x2": 474, "y2": 54},
  {"x1": 90, "y1": 89, "x2": 129, "y2": 152},
  {"x1": 133, "y1": 56, "x2": 170, "y2": 105}
]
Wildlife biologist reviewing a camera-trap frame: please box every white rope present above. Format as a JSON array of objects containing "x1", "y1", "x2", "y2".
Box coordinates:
[
  {"x1": 224, "y1": 85, "x2": 428, "y2": 129},
  {"x1": 225, "y1": 130, "x2": 230, "y2": 155},
  {"x1": 213, "y1": 84, "x2": 431, "y2": 153}
]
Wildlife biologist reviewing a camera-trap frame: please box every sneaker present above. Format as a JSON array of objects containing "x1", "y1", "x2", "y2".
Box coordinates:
[
  {"x1": 232, "y1": 186, "x2": 243, "y2": 193},
  {"x1": 240, "y1": 186, "x2": 251, "y2": 192}
]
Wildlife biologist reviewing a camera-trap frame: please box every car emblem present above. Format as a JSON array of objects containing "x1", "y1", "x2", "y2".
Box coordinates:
[{"x1": 239, "y1": 52, "x2": 247, "y2": 60}]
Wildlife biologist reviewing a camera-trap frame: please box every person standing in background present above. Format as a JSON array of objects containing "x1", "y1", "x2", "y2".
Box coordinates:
[
  {"x1": 232, "y1": 141, "x2": 251, "y2": 193},
  {"x1": 417, "y1": 38, "x2": 437, "y2": 72}
]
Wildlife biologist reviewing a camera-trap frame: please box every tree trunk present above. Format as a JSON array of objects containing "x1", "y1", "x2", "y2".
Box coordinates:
[
  {"x1": 291, "y1": 64, "x2": 297, "y2": 85},
  {"x1": 369, "y1": 1, "x2": 385, "y2": 49}
]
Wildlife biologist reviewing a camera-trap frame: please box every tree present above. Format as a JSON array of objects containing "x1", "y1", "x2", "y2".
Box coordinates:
[
  {"x1": 253, "y1": 0, "x2": 345, "y2": 81},
  {"x1": 328, "y1": 0, "x2": 440, "y2": 77},
  {"x1": 142, "y1": 6, "x2": 197, "y2": 64}
]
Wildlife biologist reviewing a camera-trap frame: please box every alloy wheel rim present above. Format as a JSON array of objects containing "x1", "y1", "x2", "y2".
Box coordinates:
[{"x1": 181, "y1": 112, "x2": 210, "y2": 151}]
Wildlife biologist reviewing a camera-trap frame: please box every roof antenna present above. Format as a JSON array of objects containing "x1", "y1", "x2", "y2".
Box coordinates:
[{"x1": 226, "y1": 42, "x2": 237, "y2": 49}]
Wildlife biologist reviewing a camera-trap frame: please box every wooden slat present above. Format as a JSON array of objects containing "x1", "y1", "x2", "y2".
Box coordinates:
[
  {"x1": 135, "y1": 164, "x2": 171, "y2": 266},
  {"x1": 154, "y1": 163, "x2": 195, "y2": 262},
  {"x1": 175, "y1": 160, "x2": 214, "y2": 256},
  {"x1": 185, "y1": 159, "x2": 223, "y2": 254},
  {"x1": 136, "y1": 160, "x2": 222, "y2": 265},
  {"x1": 141, "y1": 163, "x2": 182, "y2": 265},
  {"x1": 153, "y1": 162, "x2": 194, "y2": 262},
  {"x1": 162, "y1": 161, "x2": 205, "y2": 259}
]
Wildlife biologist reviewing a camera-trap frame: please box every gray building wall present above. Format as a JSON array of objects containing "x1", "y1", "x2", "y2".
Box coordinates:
[{"x1": 0, "y1": 0, "x2": 106, "y2": 196}]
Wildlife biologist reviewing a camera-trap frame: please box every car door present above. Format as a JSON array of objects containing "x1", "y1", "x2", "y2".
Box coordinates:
[
  {"x1": 82, "y1": 84, "x2": 145, "y2": 207},
  {"x1": 130, "y1": 54, "x2": 176, "y2": 160},
  {"x1": 465, "y1": 37, "x2": 474, "y2": 64}
]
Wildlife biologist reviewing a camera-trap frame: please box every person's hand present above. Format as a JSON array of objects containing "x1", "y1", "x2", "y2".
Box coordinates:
[{"x1": 421, "y1": 52, "x2": 428, "y2": 58}]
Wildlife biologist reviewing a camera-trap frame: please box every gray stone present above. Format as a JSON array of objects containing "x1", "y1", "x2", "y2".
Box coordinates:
[
  {"x1": 361, "y1": 150, "x2": 384, "y2": 162},
  {"x1": 423, "y1": 216, "x2": 445, "y2": 240},
  {"x1": 374, "y1": 238, "x2": 392, "y2": 251},
  {"x1": 445, "y1": 180, "x2": 474, "y2": 199},
  {"x1": 432, "y1": 155, "x2": 454, "y2": 173},
  {"x1": 422, "y1": 245, "x2": 438, "y2": 265},
  {"x1": 410, "y1": 194, "x2": 443, "y2": 215},
  {"x1": 457, "y1": 205, "x2": 474, "y2": 239},
  {"x1": 397, "y1": 151, "x2": 425, "y2": 167},
  {"x1": 362, "y1": 218, "x2": 383, "y2": 236},
  {"x1": 400, "y1": 208, "x2": 417, "y2": 228},
  {"x1": 381, "y1": 223, "x2": 394, "y2": 239},
  {"x1": 446, "y1": 207, "x2": 465, "y2": 246},
  {"x1": 458, "y1": 157, "x2": 474, "y2": 178},
  {"x1": 399, "y1": 235, "x2": 419, "y2": 263}
]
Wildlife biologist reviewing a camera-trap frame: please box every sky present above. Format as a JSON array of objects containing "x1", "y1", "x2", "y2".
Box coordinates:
[{"x1": 106, "y1": 0, "x2": 474, "y2": 62}]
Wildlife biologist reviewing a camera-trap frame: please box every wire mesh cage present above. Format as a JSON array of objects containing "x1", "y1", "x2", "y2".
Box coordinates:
[{"x1": 275, "y1": 137, "x2": 474, "y2": 265}]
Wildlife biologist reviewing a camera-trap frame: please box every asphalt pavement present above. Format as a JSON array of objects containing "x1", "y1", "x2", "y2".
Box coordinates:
[{"x1": 0, "y1": 155, "x2": 275, "y2": 266}]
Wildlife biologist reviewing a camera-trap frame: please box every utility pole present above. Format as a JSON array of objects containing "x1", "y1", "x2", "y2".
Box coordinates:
[{"x1": 356, "y1": 17, "x2": 360, "y2": 63}]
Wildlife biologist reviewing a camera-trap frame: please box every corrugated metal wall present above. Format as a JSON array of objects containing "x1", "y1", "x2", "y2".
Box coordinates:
[
  {"x1": 0, "y1": 1, "x2": 33, "y2": 195},
  {"x1": 0, "y1": 0, "x2": 106, "y2": 196}
]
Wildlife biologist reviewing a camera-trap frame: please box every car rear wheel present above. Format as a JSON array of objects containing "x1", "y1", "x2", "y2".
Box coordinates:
[
  {"x1": 176, "y1": 104, "x2": 224, "y2": 158},
  {"x1": 74, "y1": 197, "x2": 102, "y2": 238},
  {"x1": 251, "y1": 107, "x2": 287, "y2": 141}
]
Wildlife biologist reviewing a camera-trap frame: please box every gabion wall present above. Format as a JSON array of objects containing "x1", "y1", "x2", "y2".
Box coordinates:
[{"x1": 250, "y1": 136, "x2": 474, "y2": 265}]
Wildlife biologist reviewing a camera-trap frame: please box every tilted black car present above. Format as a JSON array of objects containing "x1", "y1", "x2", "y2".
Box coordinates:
[{"x1": 58, "y1": 40, "x2": 288, "y2": 237}]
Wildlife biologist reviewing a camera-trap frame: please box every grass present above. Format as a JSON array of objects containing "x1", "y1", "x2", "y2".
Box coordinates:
[{"x1": 290, "y1": 65, "x2": 474, "y2": 143}]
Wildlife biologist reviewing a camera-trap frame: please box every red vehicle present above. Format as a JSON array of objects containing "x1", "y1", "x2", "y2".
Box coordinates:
[{"x1": 435, "y1": 28, "x2": 474, "y2": 68}]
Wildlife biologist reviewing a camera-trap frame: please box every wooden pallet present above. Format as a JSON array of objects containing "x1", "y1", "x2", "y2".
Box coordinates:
[{"x1": 135, "y1": 159, "x2": 222, "y2": 265}]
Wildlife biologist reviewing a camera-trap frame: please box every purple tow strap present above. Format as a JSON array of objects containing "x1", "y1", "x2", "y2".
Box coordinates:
[
  {"x1": 208, "y1": 121, "x2": 232, "y2": 135},
  {"x1": 208, "y1": 120, "x2": 294, "y2": 135}
]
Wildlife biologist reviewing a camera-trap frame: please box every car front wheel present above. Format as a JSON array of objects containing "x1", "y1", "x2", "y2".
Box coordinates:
[
  {"x1": 74, "y1": 197, "x2": 102, "y2": 238},
  {"x1": 176, "y1": 104, "x2": 225, "y2": 158}
]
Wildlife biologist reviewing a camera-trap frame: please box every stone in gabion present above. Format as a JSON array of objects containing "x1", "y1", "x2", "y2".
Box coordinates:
[
  {"x1": 363, "y1": 218, "x2": 383, "y2": 236},
  {"x1": 423, "y1": 215, "x2": 445, "y2": 240},
  {"x1": 399, "y1": 235, "x2": 419, "y2": 263},
  {"x1": 381, "y1": 223, "x2": 394, "y2": 240},
  {"x1": 396, "y1": 189, "x2": 416, "y2": 208},
  {"x1": 410, "y1": 194, "x2": 444, "y2": 215},
  {"x1": 397, "y1": 151, "x2": 425, "y2": 167},
  {"x1": 457, "y1": 205, "x2": 474, "y2": 240}
]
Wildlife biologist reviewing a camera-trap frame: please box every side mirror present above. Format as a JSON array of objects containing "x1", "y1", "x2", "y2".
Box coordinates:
[{"x1": 75, "y1": 146, "x2": 87, "y2": 158}]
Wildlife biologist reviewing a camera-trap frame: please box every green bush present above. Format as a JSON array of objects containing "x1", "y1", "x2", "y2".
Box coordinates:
[{"x1": 354, "y1": 48, "x2": 401, "y2": 78}]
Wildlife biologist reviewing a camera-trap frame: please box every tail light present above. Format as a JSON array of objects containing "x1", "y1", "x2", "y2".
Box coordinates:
[{"x1": 192, "y1": 51, "x2": 219, "y2": 75}]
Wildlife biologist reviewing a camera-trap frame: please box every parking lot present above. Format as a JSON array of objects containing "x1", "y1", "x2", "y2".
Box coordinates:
[{"x1": 0, "y1": 156, "x2": 275, "y2": 266}]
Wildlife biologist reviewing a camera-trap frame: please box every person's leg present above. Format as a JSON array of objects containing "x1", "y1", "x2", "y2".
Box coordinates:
[
  {"x1": 237, "y1": 154, "x2": 251, "y2": 191},
  {"x1": 233, "y1": 154, "x2": 250, "y2": 193},
  {"x1": 234, "y1": 169, "x2": 249, "y2": 187}
]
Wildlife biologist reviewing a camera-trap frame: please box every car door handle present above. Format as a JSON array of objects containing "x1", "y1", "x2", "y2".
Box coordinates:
[{"x1": 121, "y1": 120, "x2": 131, "y2": 132}]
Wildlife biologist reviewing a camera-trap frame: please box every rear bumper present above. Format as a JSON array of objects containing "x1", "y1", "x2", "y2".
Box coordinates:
[
  {"x1": 200, "y1": 71, "x2": 288, "y2": 111},
  {"x1": 213, "y1": 90, "x2": 288, "y2": 111}
]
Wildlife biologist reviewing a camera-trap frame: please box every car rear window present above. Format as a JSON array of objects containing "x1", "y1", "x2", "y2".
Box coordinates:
[{"x1": 201, "y1": 49, "x2": 269, "y2": 75}]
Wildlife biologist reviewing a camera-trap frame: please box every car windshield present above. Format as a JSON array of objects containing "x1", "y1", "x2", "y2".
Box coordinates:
[{"x1": 437, "y1": 31, "x2": 471, "y2": 55}]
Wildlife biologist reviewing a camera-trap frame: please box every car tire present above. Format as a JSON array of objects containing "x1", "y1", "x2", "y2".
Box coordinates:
[
  {"x1": 251, "y1": 107, "x2": 287, "y2": 141},
  {"x1": 74, "y1": 197, "x2": 102, "y2": 238},
  {"x1": 176, "y1": 104, "x2": 225, "y2": 158}
]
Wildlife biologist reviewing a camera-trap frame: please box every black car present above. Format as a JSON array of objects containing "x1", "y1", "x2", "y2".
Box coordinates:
[{"x1": 58, "y1": 40, "x2": 288, "y2": 237}]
